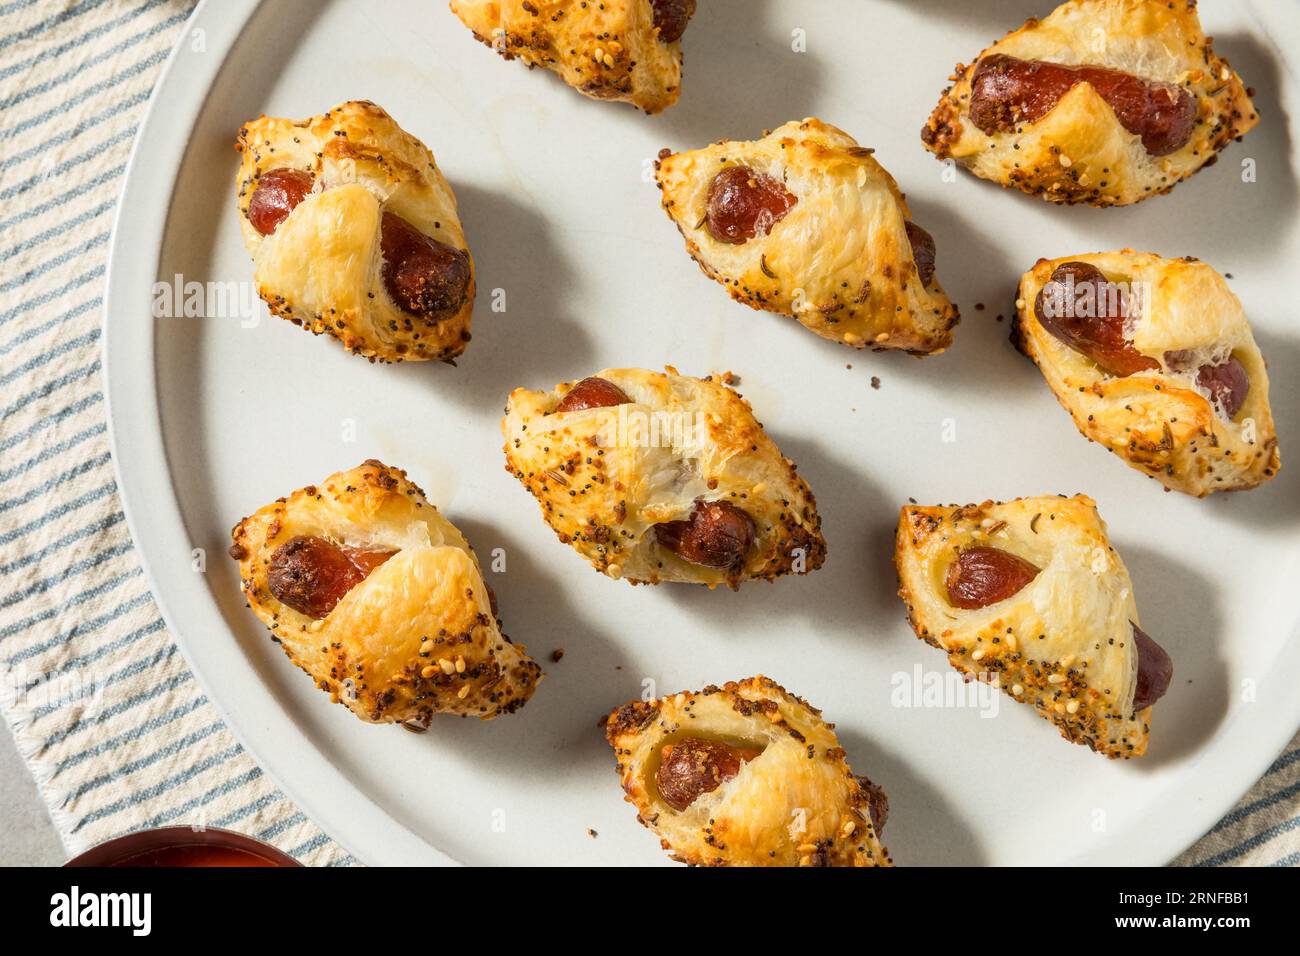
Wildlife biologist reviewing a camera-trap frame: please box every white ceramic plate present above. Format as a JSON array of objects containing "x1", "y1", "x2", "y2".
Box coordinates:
[{"x1": 104, "y1": 0, "x2": 1300, "y2": 865}]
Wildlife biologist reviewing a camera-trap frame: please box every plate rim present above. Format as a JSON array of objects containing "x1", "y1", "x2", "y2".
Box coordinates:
[
  {"x1": 100, "y1": 0, "x2": 1300, "y2": 867},
  {"x1": 101, "y1": 0, "x2": 455, "y2": 866}
]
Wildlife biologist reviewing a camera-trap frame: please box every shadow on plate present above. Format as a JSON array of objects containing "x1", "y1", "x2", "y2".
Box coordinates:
[
  {"x1": 875, "y1": 193, "x2": 1036, "y2": 397},
  {"x1": 400, "y1": 516, "x2": 627, "y2": 781},
  {"x1": 1203, "y1": 327, "x2": 1300, "y2": 531},
  {"x1": 878, "y1": 0, "x2": 1045, "y2": 31},
  {"x1": 834, "y1": 726, "x2": 989, "y2": 865},
  {"x1": 381, "y1": 180, "x2": 597, "y2": 408},
  {"x1": 660, "y1": 428, "x2": 901, "y2": 637},
  {"x1": 1119, "y1": 542, "x2": 1230, "y2": 771},
  {"x1": 653, "y1": 0, "x2": 827, "y2": 147}
]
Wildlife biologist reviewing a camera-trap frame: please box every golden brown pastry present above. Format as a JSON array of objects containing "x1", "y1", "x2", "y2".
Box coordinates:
[
  {"x1": 235, "y1": 100, "x2": 475, "y2": 362},
  {"x1": 1014, "y1": 250, "x2": 1279, "y2": 496},
  {"x1": 895, "y1": 495, "x2": 1173, "y2": 759},
  {"x1": 229, "y1": 460, "x2": 540, "y2": 726},
  {"x1": 448, "y1": 0, "x2": 694, "y2": 114},
  {"x1": 656, "y1": 118, "x2": 959, "y2": 354},
  {"x1": 922, "y1": 0, "x2": 1257, "y2": 206},
  {"x1": 604, "y1": 676, "x2": 891, "y2": 866},
  {"x1": 502, "y1": 367, "x2": 826, "y2": 588}
]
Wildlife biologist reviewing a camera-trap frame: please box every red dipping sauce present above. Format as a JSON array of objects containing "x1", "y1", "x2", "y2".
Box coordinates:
[
  {"x1": 65, "y1": 827, "x2": 299, "y2": 868},
  {"x1": 111, "y1": 846, "x2": 277, "y2": 868}
]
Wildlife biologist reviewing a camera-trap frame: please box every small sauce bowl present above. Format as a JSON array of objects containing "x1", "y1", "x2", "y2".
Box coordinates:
[{"x1": 65, "y1": 827, "x2": 300, "y2": 867}]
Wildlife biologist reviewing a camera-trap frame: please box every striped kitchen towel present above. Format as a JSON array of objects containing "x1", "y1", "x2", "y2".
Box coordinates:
[{"x1": 0, "y1": 0, "x2": 1295, "y2": 868}]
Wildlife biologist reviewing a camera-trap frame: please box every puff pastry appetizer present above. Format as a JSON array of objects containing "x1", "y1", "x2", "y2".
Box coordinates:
[
  {"x1": 656, "y1": 119, "x2": 959, "y2": 354},
  {"x1": 448, "y1": 0, "x2": 694, "y2": 114},
  {"x1": 235, "y1": 100, "x2": 475, "y2": 362},
  {"x1": 921, "y1": 0, "x2": 1258, "y2": 206},
  {"x1": 1014, "y1": 250, "x2": 1279, "y2": 496},
  {"x1": 604, "y1": 676, "x2": 891, "y2": 866},
  {"x1": 502, "y1": 367, "x2": 826, "y2": 589},
  {"x1": 895, "y1": 495, "x2": 1173, "y2": 758},
  {"x1": 229, "y1": 460, "x2": 541, "y2": 727}
]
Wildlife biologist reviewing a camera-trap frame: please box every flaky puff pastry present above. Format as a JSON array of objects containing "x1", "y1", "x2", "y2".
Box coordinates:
[
  {"x1": 502, "y1": 368, "x2": 825, "y2": 588},
  {"x1": 604, "y1": 676, "x2": 891, "y2": 867},
  {"x1": 235, "y1": 100, "x2": 475, "y2": 362},
  {"x1": 896, "y1": 496, "x2": 1165, "y2": 758},
  {"x1": 922, "y1": 0, "x2": 1257, "y2": 206},
  {"x1": 448, "y1": 0, "x2": 692, "y2": 114},
  {"x1": 229, "y1": 460, "x2": 540, "y2": 726},
  {"x1": 1014, "y1": 250, "x2": 1279, "y2": 496},
  {"x1": 656, "y1": 119, "x2": 959, "y2": 354}
]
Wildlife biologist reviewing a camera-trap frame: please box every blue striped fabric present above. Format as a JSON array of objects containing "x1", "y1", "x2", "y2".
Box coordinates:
[
  {"x1": 0, "y1": 0, "x2": 350, "y2": 866},
  {"x1": 0, "y1": 0, "x2": 1293, "y2": 868}
]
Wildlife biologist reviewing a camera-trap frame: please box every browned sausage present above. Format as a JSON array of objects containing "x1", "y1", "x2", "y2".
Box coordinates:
[
  {"x1": 1033, "y1": 262, "x2": 1159, "y2": 377},
  {"x1": 1193, "y1": 356, "x2": 1250, "y2": 419},
  {"x1": 380, "y1": 212, "x2": 472, "y2": 321},
  {"x1": 651, "y1": 0, "x2": 695, "y2": 44},
  {"x1": 1131, "y1": 622, "x2": 1173, "y2": 712},
  {"x1": 247, "y1": 168, "x2": 314, "y2": 236},
  {"x1": 945, "y1": 546, "x2": 1040, "y2": 610},
  {"x1": 1165, "y1": 350, "x2": 1250, "y2": 419},
  {"x1": 905, "y1": 220, "x2": 936, "y2": 287},
  {"x1": 969, "y1": 54, "x2": 1196, "y2": 156},
  {"x1": 555, "y1": 376, "x2": 632, "y2": 413},
  {"x1": 858, "y1": 775, "x2": 889, "y2": 834},
  {"x1": 704, "y1": 165, "x2": 797, "y2": 244},
  {"x1": 266, "y1": 535, "x2": 396, "y2": 619},
  {"x1": 655, "y1": 499, "x2": 756, "y2": 570},
  {"x1": 656, "y1": 737, "x2": 762, "y2": 811}
]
